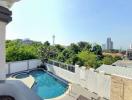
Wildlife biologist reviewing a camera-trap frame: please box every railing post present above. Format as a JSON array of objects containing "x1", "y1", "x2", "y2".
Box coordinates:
[
  {"x1": 8, "y1": 63, "x2": 11, "y2": 74},
  {"x1": 27, "y1": 60, "x2": 29, "y2": 70},
  {"x1": 67, "y1": 64, "x2": 68, "y2": 70},
  {"x1": 52, "y1": 60, "x2": 54, "y2": 65}
]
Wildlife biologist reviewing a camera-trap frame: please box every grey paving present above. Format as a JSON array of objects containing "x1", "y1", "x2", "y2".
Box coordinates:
[{"x1": 57, "y1": 83, "x2": 100, "y2": 100}]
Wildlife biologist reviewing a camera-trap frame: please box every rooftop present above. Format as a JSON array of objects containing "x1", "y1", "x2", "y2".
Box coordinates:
[
  {"x1": 112, "y1": 60, "x2": 132, "y2": 68},
  {"x1": 96, "y1": 64, "x2": 132, "y2": 78}
]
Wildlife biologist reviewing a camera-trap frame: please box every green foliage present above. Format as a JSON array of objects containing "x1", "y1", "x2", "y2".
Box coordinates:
[
  {"x1": 68, "y1": 43, "x2": 80, "y2": 54},
  {"x1": 6, "y1": 40, "x2": 121, "y2": 69},
  {"x1": 78, "y1": 41, "x2": 91, "y2": 51},
  {"x1": 55, "y1": 44, "x2": 64, "y2": 52},
  {"x1": 38, "y1": 45, "x2": 50, "y2": 64},
  {"x1": 44, "y1": 41, "x2": 50, "y2": 46},
  {"x1": 92, "y1": 44, "x2": 102, "y2": 55},
  {"x1": 56, "y1": 49, "x2": 73, "y2": 62},
  {"x1": 65, "y1": 55, "x2": 78, "y2": 65},
  {"x1": 103, "y1": 55, "x2": 115, "y2": 65},
  {"x1": 77, "y1": 51, "x2": 98, "y2": 68},
  {"x1": 103, "y1": 55, "x2": 122, "y2": 65},
  {"x1": 114, "y1": 56, "x2": 122, "y2": 61},
  {"x1": 6, "y1": 40, "x2": 39, "y2": 62}
]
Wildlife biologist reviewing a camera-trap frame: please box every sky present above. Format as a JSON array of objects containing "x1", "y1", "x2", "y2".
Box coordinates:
[{"x1": 6, "y1": 0, "x2": 132, "y2": 49}]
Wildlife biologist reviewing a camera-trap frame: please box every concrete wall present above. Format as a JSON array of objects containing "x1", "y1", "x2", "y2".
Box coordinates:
[
  {"x1": 6, "y1": 59, "x2": 41, "y2": 74},
  {"x1": 0, "y1": 80, "x2": 42, "y2": 100},
  {"x1": 28, "y1": 59, "x2": 41, "y2": 69},
  {"x1": 0, "y1": 21, "x2": 6, "y2": 80},
  {"x1": 110, "y1": 75, "x2": 132, "y2": 100},
  {"x1": 46, "y1": 64, "x2": 111, "y2": 99}
]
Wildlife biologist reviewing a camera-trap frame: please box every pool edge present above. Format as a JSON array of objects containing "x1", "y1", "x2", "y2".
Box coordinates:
[{"x1": 45, "y1": 83, "x2": 71, "y2": 100}]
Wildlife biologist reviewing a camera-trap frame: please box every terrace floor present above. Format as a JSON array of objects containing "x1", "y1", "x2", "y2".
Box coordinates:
[
  {"x1": 53, "y1": 83, "x2": 108, "y2": 100},
  {"x1": 7, "y1": 77, "x2": 108, "y2": 100},
  {"x1": 6, "y1": 69, "x2": 108, "y2": 100}
]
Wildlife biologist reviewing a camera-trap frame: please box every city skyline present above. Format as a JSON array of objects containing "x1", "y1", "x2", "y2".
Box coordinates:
[{"x1": 6, "y1": 0, "x2": 132, "y2": 49}]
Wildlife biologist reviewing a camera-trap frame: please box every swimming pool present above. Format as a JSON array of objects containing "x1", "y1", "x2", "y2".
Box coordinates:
[{"x1": 13, "y1": 69, "x2": 69, "y2": 99}]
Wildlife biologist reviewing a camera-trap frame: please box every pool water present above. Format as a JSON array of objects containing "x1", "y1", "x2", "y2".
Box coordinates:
[{"x1": 14, "y1": 70, "x2": 68, "y2": 99}]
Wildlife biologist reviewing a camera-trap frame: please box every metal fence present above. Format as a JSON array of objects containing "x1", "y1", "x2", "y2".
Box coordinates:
[{"x1": 47, "y1": 60, "x2": 75, "y2": 73}]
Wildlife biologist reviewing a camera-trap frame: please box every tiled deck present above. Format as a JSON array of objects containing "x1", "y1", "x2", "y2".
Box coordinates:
[{"x1": 55, "y1": 84, "x2": 108, "y2": 100}]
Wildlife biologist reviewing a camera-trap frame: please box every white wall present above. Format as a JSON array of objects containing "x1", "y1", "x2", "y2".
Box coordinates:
[
  {"x1": 6, "y1": 59, "x2": 41, "y2": 74},
  {"x1": 29, "y1": 59, "x2": 41, "y2": 69},
  {"x1": 5, "y1": 64, "x2": 9, "y2": 75},
  {"x1": 46, "y1": 64, "x2": 111, "y2": 99},
  {"x1": 10, "y1": 61, "x2": 28, "y2": 73},
  {"x1": 0, "y1": 80, "x2": 42, "y2": 100},
  {"x1": 0, "y1": 21, "x2": 6, "y2": 80}
]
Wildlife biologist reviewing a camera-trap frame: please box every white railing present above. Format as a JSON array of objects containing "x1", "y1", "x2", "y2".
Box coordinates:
[
  {"x1": 46, "y1": 62, "x2": 111, "y2": 99},
  {"x1": 6, "y1": 59, "x2": 41, "y2": 74},
  {"x1": 47, "y1": 60, "x2": 75, "y2": 72}
]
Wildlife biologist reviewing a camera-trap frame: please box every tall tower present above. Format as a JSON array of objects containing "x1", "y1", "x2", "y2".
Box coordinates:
[
  {"x1": 107, "y1": 37, "x2": 111, "y2": 50},
  {"x1": 107, "y1": 37, "x2": 113, "y2": 50},
  {"x1": 52, "y1": 35, "x2": 55, "y2": 46}
]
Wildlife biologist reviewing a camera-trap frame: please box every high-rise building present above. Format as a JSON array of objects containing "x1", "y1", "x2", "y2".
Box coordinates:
[
  {"x1": 127, "y1": 44, "x2": 132, "y2": 60},
  {"x1": 107, "y1": 37, "x2": 113, "y2": 50},
  {"x1": 102, "y1": 44, "x2": 106, "y2": 50}
]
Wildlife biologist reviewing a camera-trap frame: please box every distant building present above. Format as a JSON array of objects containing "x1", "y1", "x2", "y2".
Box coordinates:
[
  {"x1": 17, "y1": 38, "x2": 41, "y2": 45},
  {"x1": 112, "y1": 60, "x2": 132, "y2": 68},
  {"x1": 96, "y1": 64, "x2": 132, "y2": 78},
  {"x1": 22, "y1": 38, "x2": 33, "y2": 44},
  {"x1": 102, "y1": 44, "x2": 106, "y2": 50},
  {"x1": 126, "y1": 49, "x2": 132, "y2": 60},
  {"x1": 107, "y1": 37, "x2": 113, "y2": 50},
  {"x1": 126, "y1": 44, "x2": 132, "y2": 60},
  {"x1": 129, "y1": 44, "x2": 132, "y2": 49}
]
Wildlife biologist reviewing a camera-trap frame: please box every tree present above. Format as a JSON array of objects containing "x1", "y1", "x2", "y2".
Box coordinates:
[
  {"x1": 77, "y1": 51, "x2": 98, "y2": 68},
  {"x1": 78, "y1": 41, "x2": 92, "y2": 51},
  {"x1": 65, "y1": 55, "x2": 79, "y2": 65},
  {"x1": 6, "y1": 40, "x2": 38, "y2": 62},
  {"x1": 44, "y1": 41, "x2": 50, "y2": 46},
  {"x1": 6, "y1": 40, "x2": 121, "y2": 69},
  {"x1": 103, "y1": 55, "x2": 115, "y2": 65},
  {"x1": 68, "y1": 43, "x2": 80, "y2": 54},
  {"x1": 55, "y1": 44, "x2": 64, "y2": 52},
  {"x1": 114, "y1": 56, "x2": 122, "y2": 61},
  {"x1": 92, "y1": 44, "x2": 102, "y2": 55},
  {"x1": 57, "y1": 49, "x2": 73, "y2": 62},
  {"x1": 38, "y1": 45, "x2": 51, "y2": 64}
]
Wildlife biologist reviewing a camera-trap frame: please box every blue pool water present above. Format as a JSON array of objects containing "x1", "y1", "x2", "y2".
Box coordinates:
[{"x1": 14, "y1": 70, "x2": 68, "y2": 99}]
